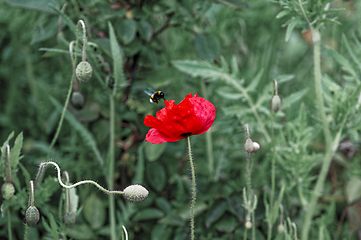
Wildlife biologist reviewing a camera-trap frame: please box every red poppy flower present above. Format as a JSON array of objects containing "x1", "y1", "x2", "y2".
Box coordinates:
[{"x1": 144, "y1": 93, "x2": 216, "y2": 144}]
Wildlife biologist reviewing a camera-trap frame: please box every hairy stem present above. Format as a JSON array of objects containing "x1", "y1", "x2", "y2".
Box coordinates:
[
  {"x1": 108, "y1": 94, "x2": 117, "y2": 240},
  {"x1": 301, "y1": 27, "x2": 333, "y2": 240},
  {"x1": 8, "y1": 209, "x2": 12, "y2": 240},
  {"x1": 187, "y1": 136, "x2": 196, "y2": 240}
]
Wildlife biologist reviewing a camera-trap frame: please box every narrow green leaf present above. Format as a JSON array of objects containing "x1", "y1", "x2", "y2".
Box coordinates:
[
  {"x1": 342, "y1": 34, "x2": 361, "y2": 74},
  {"x1": 284, "y1": 18, "x2": 299, "y2": 42},
  {"x1": 282, "y1": 88, "x2": 309, "y2": 109},
  {"x1": 6, "y1": 0, "x2": 59, "y2": 13},
  {"x1": 346, "y1": 177, "x2": 361, "y2": 204},
  {"x1": 10, "y1": 132, "x2": 23, "y2": 169},
  {"x1": 326, "y1": 47, "x2": 358, "y2": 80},
  {"x1": 275, "y1": 74, "x2": 295, "y2": 84},
  {"x1": 219, "y1": 0, "x2": 249, "y2": 8},
  {"x1": 172, "y1": 60, "x2": 219, "y2": 78},
  {"x1": 216, "y1": 88, "x2": 243, "y2": 100},
  {"x1": 49, "y1": 4, "x2": 77, "y2": 34},
  {"x1": 49, "y1": 213, "x2": 59, "y2": 240},
  {"x1": 195, "y1": 33, "x2": 220, "y2": 60},
  {"x1": 151, "y1": 223, "x2": 173, "y2": 240},
  {"x1": 230, "y1": 55, "x2": 240, "y2": 77},
  {"x1": 133, "y1": 143, "x2": 145, "y2": 184},
  {"x1": 50, "y1": 97, "x2": 104, "y2": 165},
  {"x1": 246, "y1": 69, "x2": 264, "y2": 92},
  {"x1": 108, "y1": 22, "x2": 126, "y2": 94},
  {"x1": 276, "y1": 10, "x2": 290, "y2": 19}
]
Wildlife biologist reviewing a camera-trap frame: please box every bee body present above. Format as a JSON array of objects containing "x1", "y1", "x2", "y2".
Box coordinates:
[{"x1": 144, "y1": 89, "x2": 165, "y2": 104}]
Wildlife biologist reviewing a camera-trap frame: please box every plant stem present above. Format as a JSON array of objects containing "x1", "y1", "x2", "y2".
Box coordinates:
[
  {"x1": 268, "y1": 113, "x2": 276, "y2": 240},
  {"x1": 108, "y1": 95, "x2": 117, "y2": 240},
  {"x1": 7, "y1": 209, "x2": 12, "y2": 240},
  {"x1": 187, "y1": 136, "x2": 196, "y2": 240},
  {"x1": 301, "y1": 27, "x2": 333, "y2": 240}
]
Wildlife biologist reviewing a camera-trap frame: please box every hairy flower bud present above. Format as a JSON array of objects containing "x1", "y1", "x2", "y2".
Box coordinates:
[
  {"x1": 123, "y1": 184, "x2": 149, "y2": 203},
  {"x1": 271, "y1": 95, "x2": 282, "y2": 113},
  {"x1": 71, "y1": 91, "x2": 85, "y2": 109},
  {"x1": 253, "y1": 142, "x2": 260, "y2": 152},
  {"x1": 63, "y1": 212, "x2": 77, "y2": 228},
  {"x1": 277, "y1": 223, "x2": 285, "y2": 234},
  {"x1": 1, "y1": 183, "x2": 15, "y2": 200},
  {"x1": 25, "y1": 206, "x2": 40, "y2": 227},
  {"x1": 76, "y1": 61, "x2": 93, "y2": 82}
]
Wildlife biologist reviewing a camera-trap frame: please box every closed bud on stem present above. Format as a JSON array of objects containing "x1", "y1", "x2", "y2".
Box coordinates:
[
  {"x1": 253, "y1": 142, "x2": 260, "y2": 152},
  {"x1": 63, "y1": 212, "x2": 77, "y2": 228},
  {"x1": 76, "y1": 61, "x2": 93, "y2": 82},
  {"x1": 1, "y1": 182, "x2": 15, "y2": 200},
  {"x1": 277, "y1": 223, "x2": 285, "y2": 234},
  {"x1": 71, "y1": 91, "x2": 85, "y2": 109},
  {"x1": 123, "y1": 184, "x2": 149, "y2": 203},
  {"x1": 271, "y1": 95, "x2": 282, "y2": 113},
  {"x1": 25, "y1": 206, "x2": 40, "y2": 227}
]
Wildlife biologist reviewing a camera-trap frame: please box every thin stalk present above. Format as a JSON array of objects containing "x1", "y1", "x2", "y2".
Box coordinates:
[
  {"x1": 8, "y1": 209, "x2": 12, "y2": 240},
  {"x1": 267, "y1": 113, "x2": 276, "y2": 240},
  {"x1": 301, "y1": 27, "x2": 333, "y2": 240},
  {"x1": 187, "y1": 136, "x2": 196, "y2": 240},
  {"x1": 108, "y1": 95, "x2": 117, "y2": 240}
]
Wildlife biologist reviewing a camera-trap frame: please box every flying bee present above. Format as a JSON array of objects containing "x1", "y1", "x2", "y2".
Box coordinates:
[{"x1": 144, "y1": 88, "x2": 165, "y2": 104}]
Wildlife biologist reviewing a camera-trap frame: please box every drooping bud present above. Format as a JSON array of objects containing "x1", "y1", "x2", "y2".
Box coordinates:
[
  {"x1": 277, "y1": 223, "x2": 285, "y2": 234},
  {"x1": 1, "y1": 182, "x2": 15, "y2": 200},
  {"x1": 75, "y1": 61, "x2": 93, "y2": 82},
  {"x1": 271, "y1": 95, "x2": 282, "y2": 113},
  {"x1": 123, "y1": 184, "x2": 149, "y2": 203},
  {"x1": 244, "y1": 138, "x2": 254, "y2": 154},
  {"x1": 271, "y1": 80, "x2": 282, "y2": 113},
  {"x1": 25, "y1": 206, "x2": 40, "y2": 227},
  {"x1": 63, "y1": 212, "x2": 77, "y2": 228},
  {"x1": 71, "y1": 91, "x2": 85, "y2": 109}
]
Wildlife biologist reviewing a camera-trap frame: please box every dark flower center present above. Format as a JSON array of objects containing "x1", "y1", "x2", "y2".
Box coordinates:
[{"x1": 180, "y1": 132, "x2": 192, "y2": 137}]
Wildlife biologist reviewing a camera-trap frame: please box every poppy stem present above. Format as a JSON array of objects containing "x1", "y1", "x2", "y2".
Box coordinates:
[{"x1": 187, "y1": 136, "x2": 196, "y2": 240}]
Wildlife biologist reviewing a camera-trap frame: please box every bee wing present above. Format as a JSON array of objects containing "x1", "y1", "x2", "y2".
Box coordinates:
[{"x1": 144, "y1": 89, "x2": 153, "y2": 96}]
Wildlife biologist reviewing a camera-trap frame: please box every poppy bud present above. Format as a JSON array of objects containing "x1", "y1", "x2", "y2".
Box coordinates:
[
  {"x1": 76, "y1": 61, "x2": 93, "y2": 82},
  {"x1": 271, "y1": 95, "x2": 282, "y2": 113},
  {"x1": 71, "y1": 91, "x2": 85, "y2": 109},
  {"x1": 25, "y1": 206, "x2": 40, "y2": 227},
  {"x1": 1, "y1": 183, "x2": 15, "y2": 200},
  {"x1": 244, "y1": 138, "x2": 254, "y2": 153},
  {"x1": 123, "y1": 184, "x2": 149, "y2": 203},
  {"x1": 277, "y1": 223, "x2": 285, "y2": 234},
  {"x1": 63, "y1": 212, "x2": 77, "y2": 228},
  {"x1": 245, "y1": 221, "x2": 252, "y2": 229}
]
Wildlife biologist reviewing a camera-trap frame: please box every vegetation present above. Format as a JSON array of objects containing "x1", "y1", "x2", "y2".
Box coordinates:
[{"x1": 0, "y1": 0, "x2": 361, "y2": 239}]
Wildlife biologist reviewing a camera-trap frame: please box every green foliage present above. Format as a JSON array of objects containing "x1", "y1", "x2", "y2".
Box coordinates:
[{"x1": 0, "y1": 0, "x2": 361, "y2": 239}]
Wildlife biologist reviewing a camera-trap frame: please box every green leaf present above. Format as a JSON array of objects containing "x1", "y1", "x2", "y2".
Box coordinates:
[
  {"x1": 214, "y1": 215, "x2": 237, "y2": 232},
  {"x1": 246, "y1": 69, "x2": 264, "y2": 92},
  {"x1": 132, "y1": 208, "x2": 164, "y2": 221},
  {"x1": 66, "y1": 224, "x2": 95, "y2": 240},
  {"x1": 284, "y1": 18, "x2": 299, "y2": 42},
  {"x1": 50, "y1": 97, "x2": 104, "y2": 165},
  {"x1": 49, "y1": 4, "x2": 77, "y2": 34},
  {"x1": 176, "y1": 201, "x2": 208, "y2": 221},
  {"x1": 137, "y1": 20, "x2": 153, "y2": 41},
  {"x1": 282, "y1": 88, "x2": 309, "y2": 109},
  {"x1": 172, "y1": 60, "x2": 220, "y2": 78},
  {"x1": 195, "y1": 33, "x2": 220, "y2": 60},
  {"x1": 83, "y1": 193, "x2": 106, "y2": 229},
  {"x1": 216, "y1": 87, "x2": 243, "y2": 100},
  {"x1": 159, "y1": 214, "x2": 184, "y2": 226},
  {"x1": 276, "y1": 10, "x2": 290, "y2": 19},
  {"x1": 346, "y1": 177, "x2": 361, "y2": 204},
  {"x1": 115, "y1": 18, "x2": 137, "y2": 44},
  {"x1": 275, "y1": 74, "x2": 295, "y2": 84},
  {"x1": 342, "y1": 34, "x2": 361, "y2": 74},
  {"x1": 151, "y1": 223, "x2": 173, "y2": 240},
  {"x1": 218, "y1": 0, "x2": 249, "y2": 8},
  {"x1": 49, "y1": 213, "x2": 59, "y2": 240},
  {"x1": 205, "y1": 200, "x2": 227, "y2": 228},
  {"x1": 145, "y1": 141, "x2": 167, "y2": 162},
  {"x1": 109, "y1": 22, "x2": 127, "y2": 94},
  {"x1": 5, "y1": 0, "x2": 59, "y2": 13},
  {"x1": 146, "y1": 162, "x2": 166, "y2": 192},
  {"x1": 326, "y1": 47, "x2": 358, "y2": 81},
  {"x1": 10, "y1": 132, "x2": 23, "y2": 169}
]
